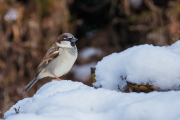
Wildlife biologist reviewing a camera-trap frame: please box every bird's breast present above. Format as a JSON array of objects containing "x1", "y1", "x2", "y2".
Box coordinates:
[{"x1": 47, "y1": 47, "x2": 77, "y2": 77}]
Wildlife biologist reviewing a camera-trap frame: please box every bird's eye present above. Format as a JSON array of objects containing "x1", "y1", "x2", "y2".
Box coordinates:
[
  {"x1": 67, "y1": 37, "x2": 73, "y2": 41},
  {"x1": 63, "y1": 37, "x2": 73, "y2": 41},
  {"x1": 63, "y1": 37, "x2": 69, "y2": 41},
  {"x1": 68, "y1": 38, "x2": 72, "y2": 40}
]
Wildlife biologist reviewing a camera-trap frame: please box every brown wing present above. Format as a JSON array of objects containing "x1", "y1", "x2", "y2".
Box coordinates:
[{"x1": 37, "y1": 43, "x2": 60, "y2": 71}]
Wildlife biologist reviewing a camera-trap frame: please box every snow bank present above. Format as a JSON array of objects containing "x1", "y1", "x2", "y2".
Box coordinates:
[
  {"x1": 4, "y1": 80, "x2": 180, "y2": 120},
  {"x1": 94, "y1": 41, "x2": 180, "y2": 91}
]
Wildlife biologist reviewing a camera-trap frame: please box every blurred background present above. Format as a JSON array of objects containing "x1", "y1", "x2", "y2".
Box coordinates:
[{"x1": 0, "y1": 0, "x2": 180, "y2": 113}]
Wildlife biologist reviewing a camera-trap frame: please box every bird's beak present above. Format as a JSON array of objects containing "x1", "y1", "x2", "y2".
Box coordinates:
[{"x1": 71, "y1": 37, "x2": 78, "y2": 42}]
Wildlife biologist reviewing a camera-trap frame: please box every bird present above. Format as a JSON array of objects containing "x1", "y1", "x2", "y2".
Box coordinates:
[{"x1": 22, "y1": 33, "x2": 78, "y2": 93}]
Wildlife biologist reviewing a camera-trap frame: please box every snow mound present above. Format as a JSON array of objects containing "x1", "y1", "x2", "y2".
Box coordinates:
[
  {"x1": 4, "y1": 80, "x2": 180, "y2": 120},
  {"x1": 94, "y1": 41, "x2": 180, "y2": 91}
]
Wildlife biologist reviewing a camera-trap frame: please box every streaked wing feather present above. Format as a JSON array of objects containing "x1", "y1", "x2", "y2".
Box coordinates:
[{"x1": 37, "y1": 43, "x2": 60, "y2": 70}]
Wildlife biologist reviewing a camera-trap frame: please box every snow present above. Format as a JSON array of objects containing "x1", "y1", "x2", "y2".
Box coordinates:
[
  {"x1": 4, "y1": 80, "x2": 180, "y2": 120},
  {"x1": 94, "y1": 41, "x2": 180, "y2": 91},
  {"x1": 71, "y1": 62, "x2": 96, "y2": 82},
  {"x1": 5, "y1": 41, "x2": 180, "y2": 119},
  {"x1": 4, "y1": 8, "x2": 19, "y2": 21},
  {"x1": 79, "y1": 47, "x2": 102, "y2": 60},
  {"x1": 168, "y1": 40, "x2": 180, "y2": 56}
]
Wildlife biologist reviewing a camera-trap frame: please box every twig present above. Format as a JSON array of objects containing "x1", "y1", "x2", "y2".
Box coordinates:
[
  {"x1": 0, "y1": 108, "x2": 4, "y2": 119},
  {"x1": 118, "y1": 85, "x2": 124, "y2": 92},
  {"x1": 14, "y1": 107, "x2": 19, "y2": 114},
  {"x1": 91, "y1": 67, "x2": 96, "y2": 83}
]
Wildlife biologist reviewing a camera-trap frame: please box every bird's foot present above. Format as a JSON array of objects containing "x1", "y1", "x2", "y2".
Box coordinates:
[
  {"x1": 54, "y1": 78, "x2": 62, "y2": 81},
  {"x1": 52, "y1": 74, "x2": 61, "y2": 81}
]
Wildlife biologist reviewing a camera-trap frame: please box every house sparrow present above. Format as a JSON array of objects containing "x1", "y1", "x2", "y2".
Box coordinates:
[{"x1": 22, "y1": 33, "x2": 78, "y2": 92}]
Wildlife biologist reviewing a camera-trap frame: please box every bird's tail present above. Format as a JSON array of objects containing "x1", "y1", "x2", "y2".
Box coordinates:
[
  {"x1": 22, "y1": 72, "x2": 40, "y2": 93},
  {"x1": 22, "y1": 77, "x2": 38, "y2": 93}
]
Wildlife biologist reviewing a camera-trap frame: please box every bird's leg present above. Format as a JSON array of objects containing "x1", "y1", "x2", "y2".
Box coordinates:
[{"x1": 52, "y1": 74, "x2": 61, "y2": 81}]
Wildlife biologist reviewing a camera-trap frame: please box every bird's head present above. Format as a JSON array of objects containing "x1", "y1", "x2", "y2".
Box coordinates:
[{"x1": 56, "y1": 33, "x2": 78, "y2": 47}]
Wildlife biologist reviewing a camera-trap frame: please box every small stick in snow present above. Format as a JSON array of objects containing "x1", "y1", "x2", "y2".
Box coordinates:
[
  {"x1": 14, "y1": 108, "x2": 19, "y2": 114},
  {"x1": 151, "y1": 86, "x2": 158, "y2": 91},
  {"x1": 129, "y1": 87, "x2": 133, "y2": 92},
  {"x1": 91, "y1": 67, "x2": 96, "y2": 83},
  {"x1": 118, "y1": 85, "x2": 124, "y2": 92}
]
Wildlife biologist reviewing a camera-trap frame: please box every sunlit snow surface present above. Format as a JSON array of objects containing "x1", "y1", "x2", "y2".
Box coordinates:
[
  {"x1": 5, "y1": 80, "x2": 180, "y2": 120},
  {"x1": 94, "y1": 41, "x2": 180, "y2": 91}
]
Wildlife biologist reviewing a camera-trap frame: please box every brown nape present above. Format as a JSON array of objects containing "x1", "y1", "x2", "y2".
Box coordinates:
[{"x1": 56, "y1": 35, "x2": 68, "y2": 44}]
